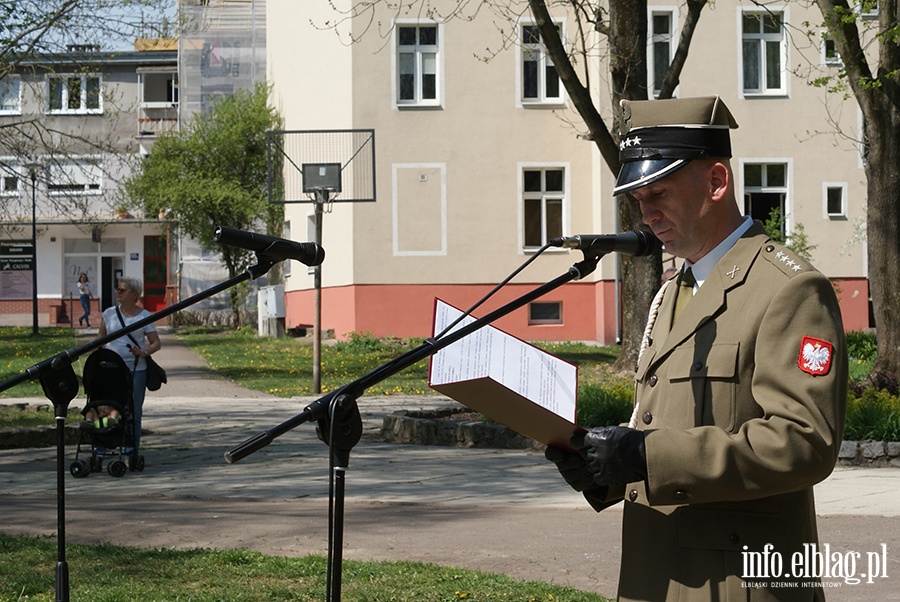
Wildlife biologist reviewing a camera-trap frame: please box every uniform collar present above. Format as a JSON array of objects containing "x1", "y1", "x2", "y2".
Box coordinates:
[{"x1": 683, "y1": 216, "x2": 753, "y2": 287}]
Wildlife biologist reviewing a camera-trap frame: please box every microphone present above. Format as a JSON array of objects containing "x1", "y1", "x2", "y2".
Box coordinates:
[
  {"x1": 214, "y1": 226, "x2": 325, "y2": 266},
  {"x1": 550, "y1": 229, "x2": 660, "y2": 257}
]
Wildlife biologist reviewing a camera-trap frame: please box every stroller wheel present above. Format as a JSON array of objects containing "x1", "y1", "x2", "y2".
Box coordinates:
[
  {"x1": 129, "y1": 454, "x2": 145, "y2": 472},
  {"x1": 70, "y1": 460, "x2": 90, "y2": 478},
  {"x1": 108, "y1": 460, "x2": 127, "y2": 478},
  {"x1": 90, "y1": 456, "x2": 103, "y2": 473}
]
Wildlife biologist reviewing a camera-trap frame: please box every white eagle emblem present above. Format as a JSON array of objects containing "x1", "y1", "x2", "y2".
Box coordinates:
[{"x1": 798, "y1": 336, "x2": 834, "y2": 376}]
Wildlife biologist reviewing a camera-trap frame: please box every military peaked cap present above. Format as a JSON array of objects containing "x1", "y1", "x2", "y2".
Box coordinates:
[{"x1": 613, "y1": 96, "x2": 739, "y2": 196}]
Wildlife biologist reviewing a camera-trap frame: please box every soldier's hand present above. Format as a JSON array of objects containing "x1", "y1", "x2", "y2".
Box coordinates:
[
  {"x1": 545, "y1": 445, "x2": 617, "y2": 512},
  {"x1": 544, "y1": 445, "x2": 597, "y2": 492},
  {"x1": 571, "y1": 426, "x2": 647, "y2": 487}
]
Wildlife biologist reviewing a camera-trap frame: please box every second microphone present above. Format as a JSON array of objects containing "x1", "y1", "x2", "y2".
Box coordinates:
[
  {"x1": 550, "y1": 230, "x2": 660, "y2": 257},
  {"x1": 214, "y1": 226, "x2": 326, "y2": 266}
]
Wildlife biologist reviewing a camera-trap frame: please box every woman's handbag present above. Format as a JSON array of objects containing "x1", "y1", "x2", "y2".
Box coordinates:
[
  {"x1": 144, "y1": 356, "x2": 167, "y2": 391},
  {"x1": 116, "y1": 307, "x2": 166, "y2": 390}
]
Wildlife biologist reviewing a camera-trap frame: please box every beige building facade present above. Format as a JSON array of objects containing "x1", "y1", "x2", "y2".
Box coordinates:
[{"x1": 267, "y1": 1, "x2": 870, "y2": 343}]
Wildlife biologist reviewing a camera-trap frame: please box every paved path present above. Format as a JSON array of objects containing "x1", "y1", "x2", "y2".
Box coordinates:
[{"x1": 1, "y1": 330, "x2": 898, "y2": 600}]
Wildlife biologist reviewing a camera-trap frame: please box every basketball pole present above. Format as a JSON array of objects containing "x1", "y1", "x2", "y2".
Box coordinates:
[{"x1": 313, "y1": 191, "x2": 326, "y2": 394}]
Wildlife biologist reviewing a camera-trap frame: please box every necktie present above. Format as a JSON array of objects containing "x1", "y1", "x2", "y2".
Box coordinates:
[{"x1": 672, "y1": 267, "x2": 696, "y2": 324}]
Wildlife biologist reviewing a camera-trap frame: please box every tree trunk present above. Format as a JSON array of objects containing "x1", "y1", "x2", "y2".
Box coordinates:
[
  {"x1": 863, "y1": 102, "x2": 900, "y2": 391},
  {"x1": 815, "y1": 0, "x2": 900, "y2": 390},
  {"x1": 528, "y1": 0, "x2": 711, "y2": 370},
  {"x1": 608, "y1": 0, "x2": 661, "y2": 372}
]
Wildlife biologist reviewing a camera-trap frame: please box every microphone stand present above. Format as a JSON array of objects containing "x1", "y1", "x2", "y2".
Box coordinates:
[
  {"x1": 0, "y1": 254, "x2": 280, "y2": 602},
  {"x1": 226, "y1": 252, "x2": 602, "y2": 602}
]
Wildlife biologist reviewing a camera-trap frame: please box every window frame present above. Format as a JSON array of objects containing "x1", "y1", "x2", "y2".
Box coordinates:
[
  {"x1": 0, "y1": 159, "x2": 22, "y2": 197},
  {"x1": 46, "y1": 73, "x2": 103, "y2": 114},
  {"x1": 519, "y1": 163, "x2": 570, "y2": 251},
  {"x1": 528, "y1": 301, "x2": 563, "y2": 325},
  {"x1": 46, "y1": 157, "x2": 103, "y2": 196},
  {"x1": 517, "y1": 18, "x2": 566, "y2": 107},
  {"x1": 739, "y1": 7, "x2": 789, "y2": 97},
  {"x1": 0, "y1": 76, "x2": 22, "y2": 115},
  {"x1": 393, "y1": 20, "x2": 443, "y2": 109},
  {"x1": 648, "y1": 7, "x2": 678, "y2": 98},
  {"x1": 857, "y1": 0, "x2": 879, "y2": 18},
  {"x1": 821, "y1": 30, "x2": 843, "y2": 66},
  {"x1": 740, "y1": 159, "x2": 792, "y2": 234},
  {"x1": 823, "y1": 182, "x2": 848, "y2": 219}
]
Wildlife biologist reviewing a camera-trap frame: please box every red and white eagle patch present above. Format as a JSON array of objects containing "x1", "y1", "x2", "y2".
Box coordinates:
[{"x1": 798, "y1": 336, "x2": 834, "y2": 376}]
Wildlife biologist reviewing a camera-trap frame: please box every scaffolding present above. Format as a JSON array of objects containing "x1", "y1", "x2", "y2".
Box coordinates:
[{"x1": 178, "y1": 0, "x2": 266, "y2": 124}]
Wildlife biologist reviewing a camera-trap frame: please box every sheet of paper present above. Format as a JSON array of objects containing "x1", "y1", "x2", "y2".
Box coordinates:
[{"x1": 429, "y1": 299, "x2": 577, "y2": 424}]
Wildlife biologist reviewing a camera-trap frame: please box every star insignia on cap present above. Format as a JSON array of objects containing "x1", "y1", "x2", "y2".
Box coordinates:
[{"x1": 618, "y1": 136, "x2": 642, "y2": 150}]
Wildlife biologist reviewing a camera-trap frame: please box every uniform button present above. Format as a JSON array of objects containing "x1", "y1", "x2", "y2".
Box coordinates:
[
  {"x1": 766, "y1": 245, "x2": 775, "y2": 252},
  {"x1": 729, "y1": 533, "x2": 740, "y2": 544},
  {"x1": 628, "y1": 489, "x2": 639, "y2": 502},
  {"x1": 673, "y1": 490, "x2": 687, "y2": 500},
  {"x1": 693, "y1": 361, "x2": 703, "y2": 371},
  {"x1": 648, "y1": 375, "x2": 658, "y2": 387},
  {"x1": 642, "y1": 411, "x2": 653, "y2": 425}
]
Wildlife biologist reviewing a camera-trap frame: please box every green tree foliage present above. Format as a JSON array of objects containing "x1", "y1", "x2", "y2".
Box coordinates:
[
  {"x1": 125, "y1": 83, "x2": 284, "y2": 325},
  {"x1": 762, "y1": 207, "x2": 817, "y2": 262}
]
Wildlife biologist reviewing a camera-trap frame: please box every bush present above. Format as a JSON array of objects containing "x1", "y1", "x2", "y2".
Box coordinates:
[
  {"x1": 845, "y1": 387, "x2": 900, "y2": 441},
  {"x1": 572, "y1": 364, "x2": 900, "y2": 443},
  {"x1": 845, "y1": 330, "x2": 877, "y2": 362},
  {"x1": 577, "y1": 380, "x2": 634, "y2": 428}
]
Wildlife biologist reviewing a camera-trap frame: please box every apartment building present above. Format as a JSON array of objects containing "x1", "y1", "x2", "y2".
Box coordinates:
[
  {"x1": 0, "y1": 44, "x2": 178, "y2": 326},
  {"x1": 267, "y1": 1, "x2": 870, "y2": 344}
]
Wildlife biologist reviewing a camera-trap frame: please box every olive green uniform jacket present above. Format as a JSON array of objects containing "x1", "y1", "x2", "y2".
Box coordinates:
[{"x1": 608, "y1": 223, "x2": 847, "y2": 601}]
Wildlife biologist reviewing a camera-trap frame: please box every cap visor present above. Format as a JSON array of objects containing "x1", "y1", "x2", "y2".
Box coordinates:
[{"x1": 613, "y1": 159, "x2": 687, "y2": 196}]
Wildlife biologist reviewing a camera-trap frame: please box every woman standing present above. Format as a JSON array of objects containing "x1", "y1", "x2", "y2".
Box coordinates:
[
  {"x1": 96, "y1": 277, "x2": 162, "y2": 458},
  {"x1": 76, "y1": 273, "x2": 93, "y2": 327}
]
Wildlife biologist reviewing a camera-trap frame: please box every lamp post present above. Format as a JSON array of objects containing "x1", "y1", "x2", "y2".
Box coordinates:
[{"x1": 27, "y1": 164, "x2": 39, "y2": 336}]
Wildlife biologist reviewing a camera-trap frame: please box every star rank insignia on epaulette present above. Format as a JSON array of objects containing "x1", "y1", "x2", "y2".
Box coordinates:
[
  {"x1": 764, "y1": 243, "x2": 807, "y2": 276},
  {"x1": 774, "y1": 249, "x2": 803, "y2": 272}
]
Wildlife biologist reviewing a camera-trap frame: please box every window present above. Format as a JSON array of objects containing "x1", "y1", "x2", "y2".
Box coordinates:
[
  {"x1": 1, "y1": 173, "x2": 19, "y2": 195},
  {"x1": 0, "y1": 76, "x2": 21, "y2": 114},
  {"x1": 822, "y1": 33, "x2": 842, "y2": 66},
  {"x1": 824, "y1": 183, "x2": 847, "y2": 218},
  {"x1": 47, "y1": 74, "x2": 102, "y2": 114},
  {"x1": 743, "y1": 162, "x2": 789, "y2": 233},
  {"x1": 0, "y1": 161, "x2": 20, "y2": 196},
  {"x1": 140, "y1": 71, "x2": 178, "y2": 107},
  {"x1": 649, "y1": 9, "x2": 676, "y2": 97},
  {"x1": 741, "y1": 11, "x2": 787, "y2": 95},
  {"x1": 528, "y1": 301, "x2": 562, "y2": 325},
  {"x1": 520, "y1": 22, "x2": 563, "y2": 105},
  {"x1": 47, "y1": 159, "x2": 102, "y2": 195},
  {"x1": 396, "y1": 23, "x2": 440, "y2": 107},
  {"x1": 858, "y1": 0, "x2": 878, "y2": 18},
  {"x1": 523, "y1": 167, "x2": 565, "y2": 248}
]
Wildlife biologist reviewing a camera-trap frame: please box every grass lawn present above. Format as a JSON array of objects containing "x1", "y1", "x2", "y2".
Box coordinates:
[
  {"x1": 0, "y1": 533, "x2": 609, "y2": 602},
  {"x1": 0, "y1": 327, "x2": 82, "y2": 399},
  {"x1": 176, "y1": 328, "x2": 624, "y2": 398}
]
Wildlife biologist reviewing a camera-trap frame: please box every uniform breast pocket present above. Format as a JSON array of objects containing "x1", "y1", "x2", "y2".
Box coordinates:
[{"x1": 668, "y1": 343, "x2": 739, "y2": 431}]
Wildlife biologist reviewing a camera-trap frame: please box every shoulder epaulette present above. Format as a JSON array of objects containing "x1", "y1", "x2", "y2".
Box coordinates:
[{"x1": 761, "y1": 242, "x2": 812, "y2": 277}]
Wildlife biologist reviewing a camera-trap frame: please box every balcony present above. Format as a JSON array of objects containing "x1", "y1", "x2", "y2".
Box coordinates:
[{"x1": 137, "y1": 68, "x2": 178, "y2": 139}]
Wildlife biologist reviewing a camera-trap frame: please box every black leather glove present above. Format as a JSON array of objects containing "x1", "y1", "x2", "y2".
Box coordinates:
[
  {"x1": 544, "y1": 445, "x2": 597, "y2": 492},
  {"x1": 544, "y1": 446, "x2": 616, "y2": 512},
  {"x1": 571, "y1": 426, "x2": 647, "y2": 487}
]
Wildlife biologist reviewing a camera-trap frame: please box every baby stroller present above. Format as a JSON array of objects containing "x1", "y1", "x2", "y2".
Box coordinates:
[{"x1": 69, "y1": 349, "x2": 145, "y2": 478}]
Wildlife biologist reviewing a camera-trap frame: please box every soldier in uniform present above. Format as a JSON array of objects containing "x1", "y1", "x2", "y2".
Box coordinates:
[{"x1": 546, "y1": 96, "x2": 847, "y2": 601}]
